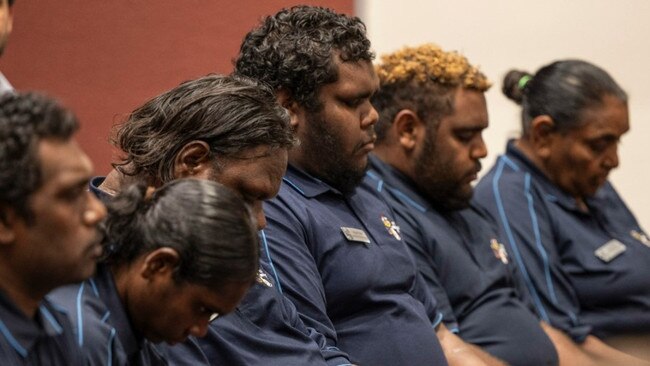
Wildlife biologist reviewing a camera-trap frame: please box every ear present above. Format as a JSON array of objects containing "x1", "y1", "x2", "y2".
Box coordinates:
[
  {"x1": 173, "y1": 140, "x2": 212, "y2": 179},
  {"x1": 528, "y1": 115, "x2": 557, "y2": 159},
  {"x1": 140, "y1": 247, "x2": 180, "y2": 280},
  {"x1": 393, "y1": 109, "x2": 427, "y2": 153},
  {"x1": 276, "y1": 89, "x2": 302, "y2": 129},
  {"x1": 0, "y1": 206, "x2": 18, "y2": 245}
]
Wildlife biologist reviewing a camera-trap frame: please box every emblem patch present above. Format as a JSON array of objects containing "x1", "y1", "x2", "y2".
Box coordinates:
[
  {"x1": 256, "y1": 269, "x2": 273, "y2": 287},
  {"x1": 381, "y1": 215, "x2": 402, "y2": 240},
  {"x1": 490, "y1": 239, "x2": 509, "y2": 264},
  {"x1": 630, "y1": 230, "x2": 650, "y2": 248}
]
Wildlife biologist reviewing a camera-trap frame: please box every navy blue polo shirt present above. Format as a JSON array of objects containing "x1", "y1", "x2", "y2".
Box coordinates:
[
  {"x1": 0, "y1": 289, "x2": 83, "y2": 365},
  {"x1": 262, "y1": 164, "x2": 448, "y2": 366},
  {"x1": 90, "y1": 176, "x2": 349, "y2": 366},
  {"x1": 48, "y1": 266, "x2": 167, "y2": 365},
  {"x1": 366, "y1": 156, "x2": 558, "y2": 366},
  {"x1": 475, "y1": 140, "x2": 650, "y2": 341}
]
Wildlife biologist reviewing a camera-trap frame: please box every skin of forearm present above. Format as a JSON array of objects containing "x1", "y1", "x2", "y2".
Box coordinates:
[
  {"x1": 436, "y1": 323, "x2": 494, "y2": 366},
  {"x1": 540, "y1": 322, "x2": 650, "y2": 366}
]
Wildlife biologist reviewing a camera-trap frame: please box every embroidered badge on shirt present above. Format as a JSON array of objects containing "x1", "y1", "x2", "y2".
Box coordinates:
[
  {"x1": 595, "y1": 239, "x2": 626, "y2": 263},
  {"x1": 630, "y1": 230, "x2": 650, "y2": 248},
  {"x1": 256, "y1": 269, "x2": 273, "y2": 287},
  {"x1": 490, "y1": 238, "x2": 509, "y2": 264},
  {"x1": 381, "y1": 215, "x2": 402, "y2": 240},
  {"x1": 341, "y1": 227, "x2": 371, "y2": 245}
]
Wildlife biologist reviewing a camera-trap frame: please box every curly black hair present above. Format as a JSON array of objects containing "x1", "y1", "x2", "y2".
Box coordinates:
[
  {"x1": 234, "y1": 5, "x2": 374, "y2": 112},
  {"x1": 0, "y1": 92, "x2": 79, "y2": 223}
]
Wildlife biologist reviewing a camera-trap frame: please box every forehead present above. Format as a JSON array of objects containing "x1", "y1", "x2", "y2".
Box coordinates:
[
  {"x1": 440, "y1": 88, "x2": 488, "y2": 129},
  {"x1": 575, "y1": 95, "x2": 629, "y2": 137},
  {"x1": 320, "y1": 59, "x2": 379, "y2": 98},
  {"x1": 37, "y1": 139, "x2": 93, "y2": 190}
]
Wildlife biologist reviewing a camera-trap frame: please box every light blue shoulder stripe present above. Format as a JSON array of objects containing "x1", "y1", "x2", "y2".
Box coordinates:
[
  {"x1": 524, "y1": 174, "x2": 558, "y2": 304},
  {"x1": 39, "y1": 306, "x2": 63, "y2": 334},
  {"x1": 524, "y1": 174, "x2": 579, "y2": 324},
  {"x1": 107, "y1": 327, "x2": 116, "y2": 366},
  {"x1": 0, "y1": 318, "x2": 27, "y2": 357},
  {"x1": 260, "y1": 230, "x2": 283, "y2": 294},
  {"x1": 491, "y1": 158, "x2": 550, "y2": 323},
  {"x1": 283, "y1": 177, "x2": 305, "y2": 195},
  {"x1": 76, "y1": 282, "x2": 86, "y2": 346},
  {"x1": 365, "y1": 171, "x2": 426, "y2": 213}
]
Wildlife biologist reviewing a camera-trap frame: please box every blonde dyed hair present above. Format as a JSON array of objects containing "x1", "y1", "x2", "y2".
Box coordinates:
[{"x1": 375, "y1": 43, "x2": 491, "y2": 90}]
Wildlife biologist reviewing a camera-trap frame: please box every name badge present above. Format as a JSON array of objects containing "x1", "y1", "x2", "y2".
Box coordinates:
[
  {"x1": 341, "y1": 227, "x2": 370, "y2": 245},
  {"x1": 595, "y1": 240, "x2": 626, "y2": 263}
]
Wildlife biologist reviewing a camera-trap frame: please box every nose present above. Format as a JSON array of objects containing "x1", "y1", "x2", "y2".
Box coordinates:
[
  {"x1": 83, "y1": 191, "x2": 107, "y2": 225},
  {"x1": 188, "y1": 321, "x2": 209, "y2": 338},
  {"x1": 252, "y1": 201, "x2": 267, "y2": 230},
  {"x1": 471, "y1": 136, "x2": 488, "y2": 160},
  {"x1": 361, "y1": 103, "x2": 379, "y2": 129},
  {"x1": 603, "y1": 145, "x2": 619, "y2": 170}
]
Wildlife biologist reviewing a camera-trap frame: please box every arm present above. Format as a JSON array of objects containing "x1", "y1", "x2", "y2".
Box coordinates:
[
  {"x1": 474, "y1": 168, "x2": 591, "y2": 342},
  {"x1": 261, "y1": 198, "x2": 351, "y2": 365},
  {"x1": 436, "y1": 324, "x2": 505, "y2": 366},
  {"x1": 541, "y1": 322, "x2": 650, "y2": 366}
]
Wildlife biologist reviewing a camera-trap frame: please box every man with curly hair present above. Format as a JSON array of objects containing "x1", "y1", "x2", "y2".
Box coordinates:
[
  {"x1": 0, "y1": 92, "x2": 106, "y2": 364},
  {"x1": 368, "y1": 43, "x2": 649, "y2": 366},
  {"x1": 236, "y1": 6, "x2": 500, "y2": 366}
]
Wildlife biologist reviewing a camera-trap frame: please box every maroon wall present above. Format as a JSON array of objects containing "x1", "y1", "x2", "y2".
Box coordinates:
[{"x1": 1, "y1": 1, "x2": 353, "y2": 173}]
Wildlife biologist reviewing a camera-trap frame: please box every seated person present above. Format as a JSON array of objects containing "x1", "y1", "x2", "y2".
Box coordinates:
[
  {"x1": 366, "y1": 43, "x2": 557, "y2": 366},
  {"x1": 91, "y1": 74, "x2": 349, "y2": 365},
  {"x1": 50, "y1": 179, "x2": 258, "y2": 365},
  {"x1": 238, "y1": 6, "x2": 508, "y2": 366},
  {"x1": 0, "y1": 92, "x2": 106, "y2": 365},
  {"x1": 475, "y1": 59, "x2": 650, "y2": 361}
]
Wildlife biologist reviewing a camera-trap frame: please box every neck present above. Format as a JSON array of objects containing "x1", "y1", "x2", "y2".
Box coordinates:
[
  {"x1": 515, "y1": 138, "x2": 588, "y2": 210},
  {"x1": 0, "y1": 261, "x2": 46, "y2": 318},
  {"x1": 373, "y1": 145, "x2": 414, "y2": 181}
]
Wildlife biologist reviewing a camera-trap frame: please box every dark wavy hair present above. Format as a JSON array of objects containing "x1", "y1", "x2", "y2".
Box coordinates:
[
  {"x1": 103, "y1": 179, "x2": 259, "y2": 288},
  {"x1": 0, "y1": 92, "x2": 79, "y2": 223},
  {"x1": 112, "y1": 74, "x2": 294, "y2": 183},
  {"x1": 502, "y1": 60, "x2": 627, "y2": 136},
  {"x1": 234, "y1": 5, "x2": 374, "y2": 112}
]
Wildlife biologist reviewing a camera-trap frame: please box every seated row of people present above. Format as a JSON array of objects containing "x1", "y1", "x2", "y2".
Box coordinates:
[{"x1": 0, "y1": 5, "x2": 647, "y2": 366}]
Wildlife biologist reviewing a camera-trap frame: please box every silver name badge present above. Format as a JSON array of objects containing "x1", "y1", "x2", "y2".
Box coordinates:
[
  {"x1": 341, "y1": 227, "x2": 370, "y2": 245},
  {"x1": 594, "y1": 240, "x2": 626, "y2": 263}
]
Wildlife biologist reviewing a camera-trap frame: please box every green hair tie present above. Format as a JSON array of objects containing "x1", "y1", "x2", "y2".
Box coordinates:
[{"x1": 518, "y1": 75, "x2": 532, "y2": 90}]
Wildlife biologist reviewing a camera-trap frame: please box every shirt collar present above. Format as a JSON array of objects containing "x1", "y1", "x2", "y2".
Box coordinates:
[
  {"x1": 89, "y1": 176, "x2": 112, "y2": 201},
  {"x1": 0, "y1": 290, "x2": 64, "y2": 358},
  {"x1": 503, "y1": 140, "x2": 590, "y2": 213},
  {"x1": 282, "y1": 164, "x2": 340, "y2": 198},
  {"x1": 93, "y1": 266, "x2": 144, "y2": 359},
  {"x1": 367, "y1": 154, "x2": 431, "y2": 214}
]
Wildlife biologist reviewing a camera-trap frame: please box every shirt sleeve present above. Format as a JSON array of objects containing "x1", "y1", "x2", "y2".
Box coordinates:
[
  {"x1": 48, "y1": 283, "x2": 128, "y2": 366},
  {"x1": 475, "y1": 170, "x2": 592, "y2": 342},
  {"x1": 261, "y1": 198, "x2": 352, "y2": 366},
  {"x1": 394, "y1": 209, "x2": 454, "y2": 330}
]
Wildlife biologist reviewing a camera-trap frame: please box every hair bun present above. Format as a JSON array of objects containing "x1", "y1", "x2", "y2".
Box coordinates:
[{"x1": 502, "y1": 69, "x2": 532, "y2": 105}]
